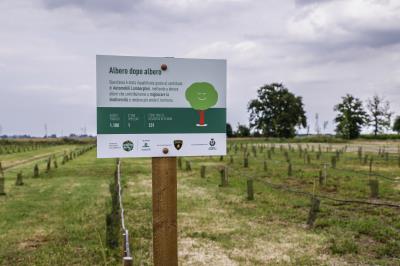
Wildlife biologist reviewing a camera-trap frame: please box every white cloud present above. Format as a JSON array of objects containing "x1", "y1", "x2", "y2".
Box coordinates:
[
  {"x1": 186, "y1": 41, "x2": 263, "y2": 65},
  {"x1": 288, "y1": 0, "x2": 400, "y2": 46}
]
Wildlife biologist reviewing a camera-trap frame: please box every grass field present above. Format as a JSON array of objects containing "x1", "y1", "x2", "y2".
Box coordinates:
[{"x1": 0, "y1": 139, "x2": 399, "y2": 265}]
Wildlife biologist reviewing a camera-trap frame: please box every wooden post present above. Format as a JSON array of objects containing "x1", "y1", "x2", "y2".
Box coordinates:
[
  {"x1": 200, "y1": 165, "x2": 206, "y2": 178},
  {"x1": 185, "y1": 161, "x2": 191, "y2": 171},
  {"x1": 33, "y1": 164, "x2": 39, "y2": 178},
  {"x1": 331, "y1": 156, "x2": 336, "y2": 169},
  {"x1": 0, "y1": 163, "x2": 5, "y2": 196},
  {"x1": 247, "y1": 179, "x2": 254, "y2": 200},
  {"x1": 358, "y1": 146, "x2": 362, "y2": 163},
  {"x1": 219, "y1": 167, "x2": 228, "y2": 187},
  {"x1": 152, "y1": 157, "x2": 178, "y2": 266},
  {"x1": 46, "y1": 156, "x2": 51, "y2": 173},
  {"x1": 369, "y1": 180, "x2": 379, "y2": 198},
  {"x1": 15, "y1": 171, "x2": 24, "y2": 186},
  {"x1": 53, "y1": 156, "x2": 58, "y2": 169},
  {"x1": 307, "y1": 197, "x2": 320, "y2": 227},
  {"x1": 287, "y1": 162, "x2": 292, "y2": 177},
  {"x1": 243, "y1": 156, "x2": 249, "y2": 168},
  {"x1": 318, "y1": 170, "x2": 323, "y2": 186}
]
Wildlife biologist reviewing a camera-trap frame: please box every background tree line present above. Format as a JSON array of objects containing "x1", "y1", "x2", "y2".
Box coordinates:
[{"x1": 227, "y1": 83, "x2": 400, "y2": 139}]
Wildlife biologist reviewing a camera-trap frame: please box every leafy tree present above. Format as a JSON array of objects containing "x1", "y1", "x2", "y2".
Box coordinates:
[
  {"x1": 252, "y1": 131, "x2": 261, "y2": 137},
  {"x1": 226, "y1": 123, "x2": 233, "y2": 137},
  {"x1": 334, "y1": 94, "x2": 368, "y2": 139},
  {"x1": 185, "y1": 82, "x2": 218, "y2": 126},
  {"x1": 235, "y1": 124, "x2": 250, "y2": 137},
  {"x1": 248, "y1": 83, "x2": 307, "y2": 138},
  {"x1": 366, "y1": 94, "x2": 393, "y2": 135},
  {"x1": 393, "y1": 116, "x2": 400, "y2": 134}
]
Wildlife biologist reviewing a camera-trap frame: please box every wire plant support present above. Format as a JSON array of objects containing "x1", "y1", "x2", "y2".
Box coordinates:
[{"x1": 116, "y1": 159, "x2": 133, "y2": 266}]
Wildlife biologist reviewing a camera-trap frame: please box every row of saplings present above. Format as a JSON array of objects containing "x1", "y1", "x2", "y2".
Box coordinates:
[
  {"x1": 177, "y1": 156, "x2": 320, "y2": 227},
  {"x1": 0, "y1": 143, "x2": 47, "y2": 155},
  {"x1": 176, "y1": 145, "x2": 396, "y2": 228},
  {"x1": 230, "y1": 143, "x2": 397, "y2": 200},
  {"x1": 0, "y1": 145, "x2": 95, "y2": 195}
]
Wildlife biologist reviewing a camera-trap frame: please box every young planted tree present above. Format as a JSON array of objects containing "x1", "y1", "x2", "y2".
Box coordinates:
[
  {"x1": 235, "y1": 123, "x2": 250, "y2": 137},
  {"x1": 393, "y1": 116, "x2": 400, "y2": 134},
  {"x1": 366, "y1": 94, "x2": 393, "y2": 135},
  {"x1": 248, "y1": 83, "x2": 307, "y2": 138},
  {"x1": 334, "y1": 94, "x2": 368, "y2": 139},
  {"x1": 185, "y1": 82, "x2": 218, "y2": 127},
  {"x1": 226, "y1": 123, "x2": 233, "y2": 137}
]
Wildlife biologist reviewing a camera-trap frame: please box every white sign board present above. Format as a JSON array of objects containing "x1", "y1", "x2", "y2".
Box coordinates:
[{"x1": 96, "y1": 55, "x2": 227, "y2": 158}]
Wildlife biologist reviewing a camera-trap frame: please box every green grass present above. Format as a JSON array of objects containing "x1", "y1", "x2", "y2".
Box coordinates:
[{"x1": 0, "y1": 140, "x2": 399, "y2": 265}]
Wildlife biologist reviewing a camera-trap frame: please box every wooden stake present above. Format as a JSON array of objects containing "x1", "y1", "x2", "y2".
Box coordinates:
[
  {"x1": 243, "y1": 156, "x2": 249, "y2": 168},
  {"x1": 318, "y1": 170, "x2": 323, "y2": 186},
  {"x1": 219, "y1": 167, "x2": 228, "y2": 187},
  {"x1": 369, "y1": 180, "x2": 379, "y2": 198},
  {"x1": 307, "y1": 197, "x2": 320, "y2": 227},
  {"x1": 247, "y1": 179, "x2": 254, "y2": 200},
  {"x1": 200, "y1": 165, "x2": 206, "y2": 178},
  {"x1": 185, "y1": 161, "x2": 191, "y2": 171},
  {"x1": 33, "y1": 164, "x2": 39, "y2": 178},
  {"x1": 15, "y1": 171, "x2": 24, "y2": 186},
  {"x1": 152, "y1": 157, "x2": 178, "y2": 266},
  {"x1": 0, "y1": 172, "x2": 6, "y2": 196}
]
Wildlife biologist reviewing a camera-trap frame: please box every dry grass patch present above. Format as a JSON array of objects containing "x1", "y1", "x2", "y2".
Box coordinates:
[
  {"x1": 18, "y1": 229, "x2": 50, "y2": 252},
  {"x1": 179, "y1": 237, "x2": 238, "y2": 266}
]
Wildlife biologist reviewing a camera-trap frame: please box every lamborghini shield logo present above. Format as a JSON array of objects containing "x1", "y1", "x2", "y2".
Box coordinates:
[{"x1": 174, "y1": 140, "x2": 183, "y2": 150}]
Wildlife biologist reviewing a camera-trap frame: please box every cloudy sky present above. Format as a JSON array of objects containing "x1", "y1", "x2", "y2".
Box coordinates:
[{"x1": 1, "y1": 0, "x2": 399, "y2": 136}]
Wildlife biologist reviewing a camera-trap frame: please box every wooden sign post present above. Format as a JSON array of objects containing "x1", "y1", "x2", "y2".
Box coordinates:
[{"x1": 152, "y1": 156, "x2": 178, "y2": 266}]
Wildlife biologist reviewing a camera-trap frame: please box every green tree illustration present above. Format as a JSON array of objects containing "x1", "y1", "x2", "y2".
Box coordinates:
[{"x1": 185, "y1": 82, "x2": 218, "y2": 126}]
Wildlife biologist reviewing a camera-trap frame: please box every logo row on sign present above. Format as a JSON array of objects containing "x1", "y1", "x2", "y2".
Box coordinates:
[{"x1": 121, "y1": 138, "x2": 217, "y2": 152}]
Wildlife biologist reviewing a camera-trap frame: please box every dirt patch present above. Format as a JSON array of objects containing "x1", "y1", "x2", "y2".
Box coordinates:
[{"x1": 18, "y1": 230, "x2": 49, "y2": 251}]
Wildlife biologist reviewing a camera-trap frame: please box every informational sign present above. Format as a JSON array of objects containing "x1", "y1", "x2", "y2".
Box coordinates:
[{"x1": 96, "y1": 55, "x2": 226, "y2": 158}]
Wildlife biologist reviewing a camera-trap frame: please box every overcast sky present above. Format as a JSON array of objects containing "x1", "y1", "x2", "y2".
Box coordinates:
[{"x1": 1, "y1": 0, "x2": 399, "y2": 136}]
